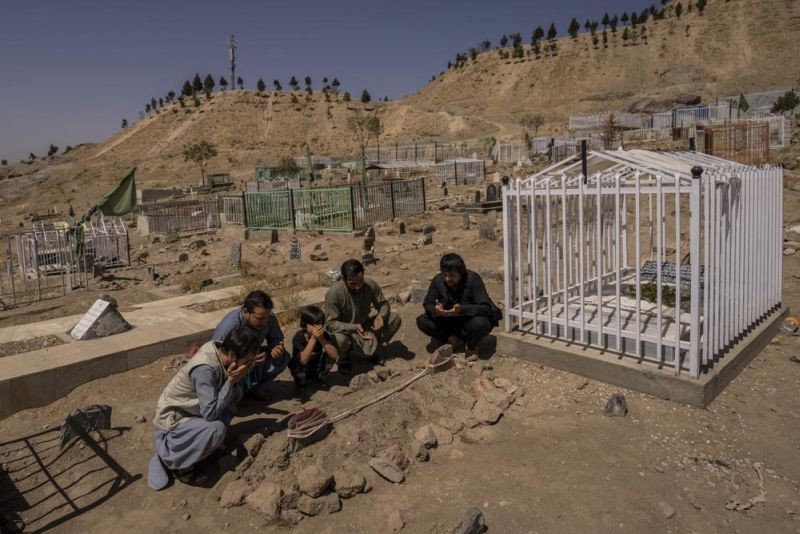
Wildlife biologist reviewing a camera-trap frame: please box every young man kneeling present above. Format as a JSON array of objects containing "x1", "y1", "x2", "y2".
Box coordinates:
[
  {"x1": 416, "y1": 253, "x2": 501, "y2": 356},
  {"x1": 289, "y1": 305, "x2": 340, "y2": 387},
  {"x1": 148, "y1": 327, "x2": 261, "y2": 490}
]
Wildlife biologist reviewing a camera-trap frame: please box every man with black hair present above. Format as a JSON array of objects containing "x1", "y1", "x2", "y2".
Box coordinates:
[
  {"x1": 213, "y1": 290, "x2": 286, "y2": 400},
  {"x1": 148, "y1": 327, "x2": 261, "y2": 490},
  {"x1": 416, "y1": 253, "x2": 501, "y2": 355},
  {"x1": 289, "y1": 305, "x2": 340, "y2": 387},
  {"x1": 324, "y1": 259, "x2": 401, "y2": 373}
]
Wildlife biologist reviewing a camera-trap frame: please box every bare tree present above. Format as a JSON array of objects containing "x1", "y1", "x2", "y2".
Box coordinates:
[{"x1": 347, "y1": 110, "x2": 381, "y2": 183}]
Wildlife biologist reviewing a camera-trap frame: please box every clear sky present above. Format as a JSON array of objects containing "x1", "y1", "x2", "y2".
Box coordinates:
[{"x1": 0, "y1": 0, "x2": 653, "y2": 162}]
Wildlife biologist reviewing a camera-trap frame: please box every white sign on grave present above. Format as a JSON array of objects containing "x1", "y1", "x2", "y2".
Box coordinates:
[{"x1": 70, "y1": 299, "x2": 111, "y2": 340}]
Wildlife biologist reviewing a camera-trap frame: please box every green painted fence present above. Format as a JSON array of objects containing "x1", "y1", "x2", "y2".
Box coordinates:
[{"x1": 243, "y1": 179, "x2": 425, "y2": 232}]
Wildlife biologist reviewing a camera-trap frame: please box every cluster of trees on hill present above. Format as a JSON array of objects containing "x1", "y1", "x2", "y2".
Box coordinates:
[
  {"x1": 127, "y1": 73, "x2": 387, "y2": 128},
  {"x1": 443, "y1": 0, "x2": 709, "y2": 71}
]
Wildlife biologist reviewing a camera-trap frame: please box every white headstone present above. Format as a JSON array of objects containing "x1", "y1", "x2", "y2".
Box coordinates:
[{"x1": 69, "y1": 298, "x2": 131, "y2": 340}]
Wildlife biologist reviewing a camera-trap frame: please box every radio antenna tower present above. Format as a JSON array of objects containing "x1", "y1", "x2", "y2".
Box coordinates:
[{"x1": 228, "y1": 35, "x2": 238, "y2": 89}]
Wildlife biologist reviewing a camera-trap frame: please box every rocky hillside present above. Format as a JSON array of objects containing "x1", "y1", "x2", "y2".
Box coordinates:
[{"x1": 409, "y1": 0, "x2": 800, "y2": 124}]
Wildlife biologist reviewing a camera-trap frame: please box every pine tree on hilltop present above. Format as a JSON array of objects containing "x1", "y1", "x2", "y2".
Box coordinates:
[
  {"x1": 47, "y1": 144, "x2": 58, "y2": 157},
  {"x1": 621, "y1": 12, "x2": 629, "y2": 25},
  {"x1": 145, "y1": 103, "x2": 151, "y2": 114},
  {"x1": 568, "y1": 18, "x2": 580, "y2": 38},
  {"x1": 192, "y1": 74, "x2": 203, "y2": 94},
  {"x1": 159, "y1": 97, "x2": 164, "y2": 107},
  {"x1": 151, "y1": 97, "x2": 157, "y2": 110},
  {"x1": 257, "y1": 78, "x2": 266, "y2": 93},
  {"x1": 547, "y1": 23, "x2": 557, "y2": 40},
  {"x1": 273, "y1": 80, "x2": 282, "y2": 91},
  {"x1": 167, "y1": 90, "x2": 176, "y2": 101},
  {"x1": 237, "y1": 76, "x2": 244, "y2": 89},
  {"x1": 304, "y1": 75, "x2": 312, "y2": 88},
  {"x1": 203, "y1": 74, "x2": 215, "y2": 96},
  {"x1": 675, "y1": 2, "x2": 683, "y2": 18},
  {"x1": 289, "y1": 76, "x2": 298, "y2": 90},
  {"x1": 361, "y1": 89, "x2": 371, "y2": 103},
  {"x1": 532, "y1": 26, "x2": 544, "y2": 44},
  {"x1": 499, "y1": 34, "x2": 508, "y2": 48},
  {"x1": 182, "y1": 81, "x2": 193, "y2": 97},
  {"x1": 121, "y1": 119, "x2": 128, "y2": 128},
  {"x1": 219, "y1": 77, "x2": 228, "y2": 91},
  {"x1": 602, "y1": 13, "x2": 610, "y2": 29},
  {"x1": 332, "y1": 78, "x2": 340, "y2": 92},
  {"x1": 696, "y1": 0, "x2": 707, "y2": 14}
]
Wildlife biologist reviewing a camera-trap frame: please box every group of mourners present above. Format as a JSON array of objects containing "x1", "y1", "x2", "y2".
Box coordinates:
[{"x1": 148, "y1": 253, "x2": 501, "y2": 490}]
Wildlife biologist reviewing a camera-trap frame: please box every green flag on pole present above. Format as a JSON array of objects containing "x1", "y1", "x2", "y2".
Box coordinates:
[
  {"x1": 738, "y1": 93, "x2": 750, "y2": 113},
  {"x1": 96, "y1": 168, "x2": 137, "y2": 216}
]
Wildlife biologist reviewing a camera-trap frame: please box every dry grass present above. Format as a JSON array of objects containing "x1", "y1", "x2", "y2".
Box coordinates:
[
  {"x1": 276, "y1": 287, "x2": 302, "y2": 326},
  {"x1": 179, "y1": 273, "x2": 207, "y2": 293}
]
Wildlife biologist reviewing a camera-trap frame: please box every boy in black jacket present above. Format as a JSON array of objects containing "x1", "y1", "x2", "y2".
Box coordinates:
[{"x1": 416, "y1": 253, "x2": 500, "y2": 355}]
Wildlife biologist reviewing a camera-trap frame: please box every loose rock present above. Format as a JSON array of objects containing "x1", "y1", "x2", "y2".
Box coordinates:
[
  {"x1": 349, "y1": 374, "x2": 372, "y2": 390},
  {"x1": 333, "y1": 470, "x2": 366, "y2": 498},
  {"x1": 368, "y1": 457, "x2": 404, "y2": 483},
  {"x1": 453, "y1": 507, "x2": 487, "y2": 534},
  {"x1": 280, "y1": 483, "x2": 300, "y2": 510},
  {"x1": 297, "y1": 493, "x2": 341, "y2": 516},
  {"x1": 243, "y1": 433, "x2": 266, "y2": 458},
  {"x1": 472, "y1": 398, "x2": 503, "y2": 425},
  {"x1": 388, "y1": 509, "x2": 405, "y2": 531},
  {"x1": 414, "y1": 424, "x2": 438, "y2": 448},
  {"x1": 409, "y1": 439, "x2": 429, "y2": 462},
  {"x1": 380, "y1": 444, "x2": 410, "y2": 470},
  {"x1": 604, "y1": 393, "x2": 628, "y2": 417},
  {"x1": 246, "y1": 482, "x2": 282, "y2": 521},
  {"x1": 219, "y1": 479, "x2": 248, "y2": 508},
  {"x1": 659, "y1": 501, "x2": 675, "y2": 519},
  {"x1": 438, "y1": 417, "x2": 464, "y2": 434},
  {"x1": 428, "y1": 423, "x2": 454, "y2": 445},
  {"x1": 297, "y1": 465, "x2": 333, "y2": 498}
]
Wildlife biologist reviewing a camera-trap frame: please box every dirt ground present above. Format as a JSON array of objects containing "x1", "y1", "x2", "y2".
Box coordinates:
[{"x1": 2, "y1": 173, "x2": 800, "y2": 533}]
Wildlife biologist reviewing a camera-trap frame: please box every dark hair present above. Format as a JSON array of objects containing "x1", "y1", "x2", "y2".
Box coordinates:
[
  {"x1": 219, "y1": 326, "x2": 260, "y2": 359},
  {"x1": 299, "y1": 305, "x2": 326, "y2": 328},
  {"x1": 243, "y1": 290, "x2": 273, "y2": 312},
  {"x1": 440, "y1": 253, "x2": 467, "y2": 278},
  {"x1": 340, "y1": 259, "x2": 365, "y2": 278}
]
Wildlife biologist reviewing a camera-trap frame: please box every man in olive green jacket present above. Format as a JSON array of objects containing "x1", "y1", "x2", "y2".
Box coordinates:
[{"x1": 324, "y1": 259, "x2": 401, "y2": 373}]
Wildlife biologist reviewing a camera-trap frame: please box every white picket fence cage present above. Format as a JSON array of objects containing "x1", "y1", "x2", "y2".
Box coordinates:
[{"x1": 502, "y1": 150, "x2": 783, "y2": 378}]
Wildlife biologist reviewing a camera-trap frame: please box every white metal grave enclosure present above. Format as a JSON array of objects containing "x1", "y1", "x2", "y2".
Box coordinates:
[{"x1": 502, "y1": 150, "x2": 783, "y2": 378}]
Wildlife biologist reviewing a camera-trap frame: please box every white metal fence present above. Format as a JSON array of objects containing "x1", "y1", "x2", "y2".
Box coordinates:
[
  {"x1": 502, "y1": 150, "x2": 783, "y2": 378},
  {"x1": 622, "y1": 128, "x2": 673, "y2": 144},
  {"x1": 434, "y1": 159, "x2": 485, "y2": 185},
  {"x1": 222, "y1": 196, "x2": 245, "y2": 225}
]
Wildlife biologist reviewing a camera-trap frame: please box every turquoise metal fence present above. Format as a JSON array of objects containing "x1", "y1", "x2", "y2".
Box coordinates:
[{"x1": 243, "y1": 179, "x2": 425, "y2": 232}]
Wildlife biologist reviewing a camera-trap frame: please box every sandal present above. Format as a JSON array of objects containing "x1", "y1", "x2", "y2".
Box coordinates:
[{"x1": 174, "y1": 467, "x2": 210, "y2": 486}]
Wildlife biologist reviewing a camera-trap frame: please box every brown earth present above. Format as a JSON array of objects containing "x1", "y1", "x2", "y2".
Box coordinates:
[{"x1": 1, "y1": 172, "x2": 800, "y2": 532}]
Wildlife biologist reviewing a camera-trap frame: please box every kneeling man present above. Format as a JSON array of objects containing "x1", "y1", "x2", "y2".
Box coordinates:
[
  {"x1": 324, "y1": 259, "x2": 402, "y2": 373},
  {"x1": 416, "y1": 253, "x2": 501, "y2": 356},
  {"x1": 148, "y1": 327, "x2": 260, "y2": 490}
]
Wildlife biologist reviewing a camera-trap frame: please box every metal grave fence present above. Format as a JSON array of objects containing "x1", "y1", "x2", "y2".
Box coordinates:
[
  {"x1": 1, "y1": 228, "x2": 89, "y2": 308},
  {"x1": 138, "y1": 198, "x2": 220, "y2": 234},
  {"x1": 222, "y1": 196, "x2": 245, "y2": 225},
  {"x1": 434, "y1": 159, "x2": 485, "y2": 185},
  {"x1": 502, "y1": 150, "x2": 783, "y2": 378},
  {"x1": 244, "y1": 179, "x2": 425, "y2": 232}
]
